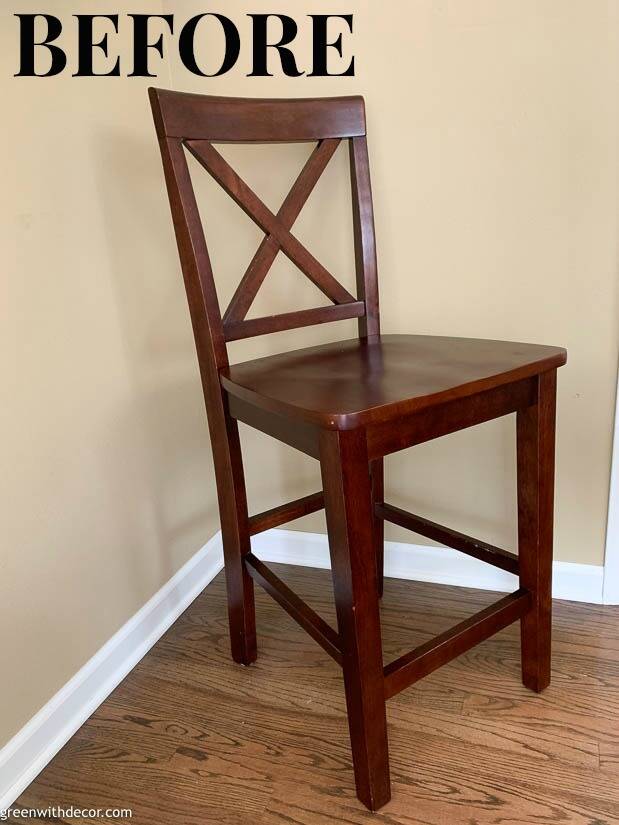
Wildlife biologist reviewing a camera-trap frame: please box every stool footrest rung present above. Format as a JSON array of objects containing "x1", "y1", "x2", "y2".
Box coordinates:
[
  {"x1": 244, "y1": 552, "x2": 342, "y2": 665},
  {"x1": 248, "y1": 492, "x2": 325, "y2": 536},
  {"x1": 376, "y1": 502, "x2": 520, "y2": 575},
  {"x1": 383, "y1": 588, "x2": 531, "y2": 699}
]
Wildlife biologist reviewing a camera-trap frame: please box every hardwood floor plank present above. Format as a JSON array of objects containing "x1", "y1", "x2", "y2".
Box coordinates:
[
  {"x1": 462, "y1": 692, "x2": 619, "y2": 750},
  {"x1": 263, "y1": 770, "x2": 616, "y2": 825},
  {"x1": 600, "y1": 743, "x2": 619, "y2": 774}
]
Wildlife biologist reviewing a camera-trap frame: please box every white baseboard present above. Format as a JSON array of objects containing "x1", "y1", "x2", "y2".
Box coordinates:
[
  {"x1": 0, "y1": 525, "x2": 607, "y2": 812},
  {"x1": 0, "y1": 534, "x2": 225, "y2": 812},
  {"x1": 251, "y1": 529, "x2": 606, "y2": 605},
  {"x1": 604, "y1": 562, "x2": 619, "y2": 605}
]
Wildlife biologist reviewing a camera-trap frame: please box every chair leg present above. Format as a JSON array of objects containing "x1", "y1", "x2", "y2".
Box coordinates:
[
  {"x1": 320, "y1": 429, "x2": 391, "y2": 811},
  {"x1": 214, "y1": 411, "x2": 257, "y2": 666},
  {"x1": 370, "y1": 458, "x2": 385, "y2": 597},
  {"x1": 517, "y1": 370, "x2": 557, "y2": 692}
]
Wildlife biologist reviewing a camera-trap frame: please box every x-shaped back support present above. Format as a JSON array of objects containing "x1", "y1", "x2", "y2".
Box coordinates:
[{"x1": 184, "y1": 138, "x2": 359, "y2": 339}]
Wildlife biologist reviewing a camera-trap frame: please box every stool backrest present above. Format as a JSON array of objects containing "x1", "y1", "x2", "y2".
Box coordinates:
[{"x1": 149, "y1": 88, "x2": 379, "y2": 372}]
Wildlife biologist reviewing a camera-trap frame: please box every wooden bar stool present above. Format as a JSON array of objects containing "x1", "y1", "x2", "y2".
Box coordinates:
[{"x1": 149, "y1": 88, "x2": 567, "y2": 811}]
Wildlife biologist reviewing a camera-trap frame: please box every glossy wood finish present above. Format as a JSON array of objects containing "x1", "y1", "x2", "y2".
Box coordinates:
[
  {"x1": 224, "y1": 302, "x2": 365, "y2": 342},
  {"x1": 16, "y1": 568, "x2": 619, "y2": 825},
  {"x1": 151, "y1": 89, "x2": 367, "y2": 142},
  {"x1": 248, "y1": 492, "x2": 324, "y2": 536},
  {"x1": 383, "y1": 589, "x2": 531, "y2": 699},
  {"x1": 366, "y1": 376, "x2": 537, "y2": 460},
  {"x1": 149, "y1": 87, "x2": 567, "y2": 812},
  {"x1": 371, "y1": 459, "x2": 385, "y2": 596},
  {"x1": 518, "y1": 371, "x2": 557, "y2": 692},
  {"x1": 320, "y1": 428, "x2": 390, "y2": 810},
  {"x1": 245, "y1": 553, "x2": 342, "y2": 665},
  {"x1": 152, "y1": 126, "x2": 256, "y2": 666},
  {"x1": 217, "y1": 410, "x2": 257, "y2": 667},
  {"x1": 223, "y1": 138, "x2": 341, "y2": 326},
  {"x1": 350, "y1": 136, "x2": 380, "y2": 338},
  {"x1": 185, "y1": 139, "x2": 356, "y2": 313},
  {"x1": 377, "y1": 502, "x2": 520, "y2": 575},
  {"x1": 221, "y1": 335, "x2": 566, "y2": 429},
  {"x1": 228, "y1": 394, "x2": 320, "y2": 460}
]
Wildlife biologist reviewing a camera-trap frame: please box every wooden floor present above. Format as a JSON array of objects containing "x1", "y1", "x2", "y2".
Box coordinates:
[{"x1": 17, "y1": 564, "x2": 619, "y2": 824}]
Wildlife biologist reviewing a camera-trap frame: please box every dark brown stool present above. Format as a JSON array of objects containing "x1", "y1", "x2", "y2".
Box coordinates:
[{"x1": 149, "y1": 88, "x2": 566, "y2": 811}]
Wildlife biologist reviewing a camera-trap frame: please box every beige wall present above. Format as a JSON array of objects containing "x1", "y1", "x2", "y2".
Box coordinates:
[
  {"x1": 1, "y1": 1, "x2": 222, "y2": 746},
  {"x1": 169, "y1": 0, "x2": 619, "y2": 559},
  {"x1": 2, "y1": 1, "x2": 618, "y2": 748}
]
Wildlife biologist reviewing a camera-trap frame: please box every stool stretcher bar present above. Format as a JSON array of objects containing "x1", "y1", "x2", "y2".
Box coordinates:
[
  {"x1": 244, "y1": 552, "x2": 342, "y2": 665},
  {"x1": 248, "y1": 491, "x2": 325, "y2": 535},
  {"x1": 243, "y1": 554, "x2": 530, "y2": 701},
  {"x1": 383, "y1": 588, "x2": 531, "y2": 699},
  {"x1": 376, "y1": 501, "x2": 520, "y2": 575},
  {"x1": 244, "y1": 494, "x2": 529, "y2": 699}
]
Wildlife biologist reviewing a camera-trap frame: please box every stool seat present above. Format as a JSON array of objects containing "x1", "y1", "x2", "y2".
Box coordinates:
[{"x1": 222, "y1": 334, "x2": 566, "y2": 429}]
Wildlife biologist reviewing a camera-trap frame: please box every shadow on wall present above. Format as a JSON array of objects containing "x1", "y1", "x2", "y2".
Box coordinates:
[{"x1": 93, "y1": 125, "x2": 221, "y2": 585}]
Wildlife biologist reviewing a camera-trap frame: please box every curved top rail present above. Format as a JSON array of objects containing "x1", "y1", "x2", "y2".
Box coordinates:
[{"x1": 149, "y1": 87, "x2": 366, "y2": 142}]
